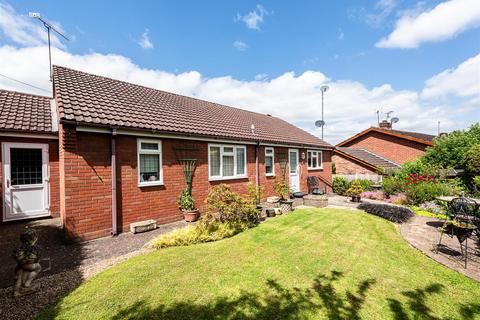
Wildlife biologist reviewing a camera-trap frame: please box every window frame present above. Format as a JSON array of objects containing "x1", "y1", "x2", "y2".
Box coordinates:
[
  {"x1": 137, "y1": 139, "x2": 163, "y2": 187},
  {"x1": 208, "y1": 144, "x2": 247, "y2": 181},
  {"x1": 265, "y1": 147, "x2": 275, "y2": 177},
  {"x1": 307, "y1": 150, "x2": 323, "y2": 170}
]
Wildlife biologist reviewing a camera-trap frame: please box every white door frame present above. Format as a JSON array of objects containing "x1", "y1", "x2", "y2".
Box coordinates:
[
  {"x1": 288, "y1": 148, "x2": 300, "y2": 193},
  {"x1": 2, "y1": 142, "x2": 50, "y2": 221}
]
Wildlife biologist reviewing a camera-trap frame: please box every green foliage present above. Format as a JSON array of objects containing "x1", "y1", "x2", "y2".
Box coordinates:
[
  {"x1": 381, "y1": 176, "x2": 404, "y2": 196},
  {"x1": 346, "y1": 180, "x2": 363, "y2": 196},
  {"x1": 474, "y1": 176, "x2": 480, "y2": 190},
  {"x1": 411, "y1": 206, "x2": 448, "y2": 220},
  {"x1": 153, "y1": 184, "x2": 258, "y2": 249},
  {"x1": 331, "y1": 163, "x2": 336, "y2": 174},
  {"x1": 246, "y1": 182, "x2": 264, "y2": 205},
  {"x1": 465, "y1": 144, "x2": 480, "y2": 176},
  {"x1": 332, "y1": 176, "x2": 350, "y2": 195},
  {"x1": 404, "y1": 181, "x2": 451, "y2": 205},
  {"x1": 178, "y1": 189, "x2": 195, "y2": 211},
  {"x1": 273, "y1": 179, "x2": 290, "y2": 200},
  {"x1": 356, "y1": 179, "x2": 373, "y2": 191},
  {"x1": 205, "y1": 184, "x2": 259, "y2": 226},
  {"x1": 423, "y1": 123, "x2": 480, "y2": 169}
]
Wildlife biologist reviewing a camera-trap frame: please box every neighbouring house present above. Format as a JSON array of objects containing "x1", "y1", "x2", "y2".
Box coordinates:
[
  {"x1": 0, "y1": 66, "x2": 333, "y2": 241},
  {"x1": 333, "y1": 120, "x2": 436, "y2": 181}
]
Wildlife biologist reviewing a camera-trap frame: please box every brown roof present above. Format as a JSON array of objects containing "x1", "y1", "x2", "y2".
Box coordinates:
[
  {"x1": 335, "y1": 147, "x2": 400, "y2": 170},
  {"x1": 53, "y1": 66, "x2": 332, "y2": 148},
  {"x1": 336, "y1": 127, "x2": 435, "y2": 147},
  {"x1": 0, "y1": 89, "x2": 53, "y2": 133}
]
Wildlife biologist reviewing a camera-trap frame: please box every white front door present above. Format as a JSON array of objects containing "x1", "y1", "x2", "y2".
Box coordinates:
[
  {"x1": 2, "y1": 142, "x2": 50, "y2": 221},
  {"x1": 288, "y1": 149, "x2": 300, "y2": 192}
]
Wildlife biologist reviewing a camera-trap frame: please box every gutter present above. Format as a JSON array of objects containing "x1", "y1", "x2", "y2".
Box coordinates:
[{"x1": 111, "y1": 128, "x2": 118, "y2": 236}]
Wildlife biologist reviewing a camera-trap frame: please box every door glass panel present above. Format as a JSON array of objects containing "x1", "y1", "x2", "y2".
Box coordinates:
[
  {"x1": 289, "y1": 151, "x2": 297, "y2": 174},
  {"x1": 11, "y1": 148, "x2": 43, "y2": 185}
]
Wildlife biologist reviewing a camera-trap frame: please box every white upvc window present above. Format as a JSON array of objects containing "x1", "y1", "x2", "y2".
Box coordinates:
[
  {"x1": 137, "y1": 139, "x2": 163, "y2": 186},
  {"x1": 307, "y1": 150, "x2": 323, "y2": 170},
  {"x1": 265, "y1": 147, "x2": 275, "y2": 176},
  {"x1": 208, "y1": 144, "x2": 247, "y2": 180}
]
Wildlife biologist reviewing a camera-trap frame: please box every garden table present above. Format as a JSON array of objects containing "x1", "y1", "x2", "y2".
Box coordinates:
[{"x1": 436, "y1": 196, "x2": 480, "y2": 205}]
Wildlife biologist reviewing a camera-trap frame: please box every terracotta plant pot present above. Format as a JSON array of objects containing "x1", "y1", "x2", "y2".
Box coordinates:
[{"x1": 182, "y1": 209, "x2": 199, "y2": 222}]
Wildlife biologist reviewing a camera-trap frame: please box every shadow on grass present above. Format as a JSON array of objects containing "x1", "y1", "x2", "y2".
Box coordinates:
[
  {"x1": 388, "y1": 283, "x2": 480, "y2": 320},
  {"x1": 109, "y1": 271, "x2": 375, "y2": 320}
]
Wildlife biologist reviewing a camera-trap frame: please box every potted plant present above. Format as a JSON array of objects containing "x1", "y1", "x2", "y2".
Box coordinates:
[
  {"x1": 247, "y1": 182, "x2": 264, "y2": 211},
  {"x1": 347, "y1": 180, "x2": 363, "y2": 203},
  {"x1": 178, "y1": 189, "x2": 199, "y2": 222},
  {"x1": 274, "y1": 179, "x2": 293, "y2": 213}
]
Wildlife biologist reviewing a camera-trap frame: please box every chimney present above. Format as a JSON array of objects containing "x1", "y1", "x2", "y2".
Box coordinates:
[{"x1": 379, "y1": 120, "x2": 392, "y2": 130}]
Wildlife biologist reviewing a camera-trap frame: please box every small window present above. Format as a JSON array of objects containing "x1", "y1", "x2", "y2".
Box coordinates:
[
  {"x1": 208, "y1": 144, "x2": 247, "y2": 180},
  {"x1": 138, "y1": 139, "x2": 163, "y2": 186},
  {"x1": 265, "y1": 147, "x2": 274, "y2": 176},
  {"x1": 307, "y1": 150, "x2": 323, "y2": 170}
]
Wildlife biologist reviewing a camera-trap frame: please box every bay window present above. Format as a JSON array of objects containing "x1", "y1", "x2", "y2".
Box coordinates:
[
  {"x1": 265, "y1": 147, "x2": 274, "y2": 176},
  {"x1": 138, "y1": 139, "x2": 163, "y2": 186},
  {"x1": 209, "y1": 144, "x2": 247, "y2": 180},
  {"x1": 307, "y1": 150, "x2": 323, "y2": 170}
]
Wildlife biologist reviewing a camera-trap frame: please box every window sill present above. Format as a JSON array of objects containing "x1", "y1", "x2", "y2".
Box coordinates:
[
  {"x1": 308, "y1": 167, "x2": 323, "y2": 171},
  {"x1": 139, "y1": 181, "x2": 164, "y2": 187},
  {"x1": 266, "y1": 174, "x2": 275, "y2": 177},
  {"x1": 209, "y1": 175, "x2": 248, "y2": 182}
]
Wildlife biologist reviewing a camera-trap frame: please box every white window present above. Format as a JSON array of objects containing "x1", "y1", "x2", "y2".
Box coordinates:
[
  {"x1": 307, "y1": 150, "x2": 323, "y2": 170},
  {"x1": 208, "y1": 144, "x2": 247, "y2": 180},
  {"x1": 265, "y1": 147, "x2": 275, "y2": 176},
  {"x1": 138, "y1": 139, "x2": 163, "y2": 186}
]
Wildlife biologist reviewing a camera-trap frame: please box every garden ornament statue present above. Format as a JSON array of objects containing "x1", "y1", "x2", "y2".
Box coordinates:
[{"x1": 12, "y1": 228, "x2": 42, "y2": 297}]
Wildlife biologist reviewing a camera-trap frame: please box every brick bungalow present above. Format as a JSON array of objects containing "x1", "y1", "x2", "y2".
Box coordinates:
[
  {"x1": 333, "y1": 120, "x2": 435, "y2": 180},
  {"x1": 1, "y1": 66, "x2": 333, "y2": 241}
]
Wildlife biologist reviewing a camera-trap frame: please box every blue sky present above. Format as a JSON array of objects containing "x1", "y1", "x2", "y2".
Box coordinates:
[{"x1": 0, "y1": 0, "x2": 479, "y2": 143}]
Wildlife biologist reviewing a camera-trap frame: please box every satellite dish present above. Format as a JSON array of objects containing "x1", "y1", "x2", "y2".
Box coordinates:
[
  {"x1": 315, "y1": 120, "x2": 325, "y2": 127},
  {"x1": 391, "y1": 117, "x2": 399, "y2": 124}
]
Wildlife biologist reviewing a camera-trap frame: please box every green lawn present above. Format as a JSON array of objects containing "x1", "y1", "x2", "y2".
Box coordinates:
[{"x1": 40, "y1": 208, "x2": 480, "y2": 320}]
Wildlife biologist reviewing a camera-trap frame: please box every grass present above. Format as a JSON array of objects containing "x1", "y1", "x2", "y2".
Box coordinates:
[{"x1": 39, "y1": 208, "x2": 480, "y2": 320}]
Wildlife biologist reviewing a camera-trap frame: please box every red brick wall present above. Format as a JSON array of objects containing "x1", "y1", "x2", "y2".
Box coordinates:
[
  {"x1": 332, "y1": 153, "x2": 376, "y2": 175},
  {"x1": 61, "y1": 129, "x2": 333, "y2": 240},
  {"x1": 0, "y1": 136, "x2": 60, "y2": 222},
  {"x1": 341, "y1": 131, "x2": 428, "y2": 164}
]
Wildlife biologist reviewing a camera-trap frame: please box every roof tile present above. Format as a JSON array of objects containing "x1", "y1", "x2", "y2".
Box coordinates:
[{"x1": 53, "y1": 66, "x2": 332, "y2": 148}]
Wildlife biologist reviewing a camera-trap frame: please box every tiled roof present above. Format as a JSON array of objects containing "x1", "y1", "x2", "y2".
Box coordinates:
[
  {"x1": 0, "y1": 89, "x2": 53, "y2": 133},
  {"x1": 53, "y1": 66, "x2": 332, "y2": 148},
  {"x1": 387, "y1": 129, "x2": 436, "y2": 143},
  {"x1": 336, "y1": 147, "x2": 400, "y2": 170}
]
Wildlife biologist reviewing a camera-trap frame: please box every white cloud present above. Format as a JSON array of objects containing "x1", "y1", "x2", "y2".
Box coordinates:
[
  {"x1": 422, "y1": 53, "x2": 480, "y2": 99},
  {"x1": 1, "y1": 45, "x2": 475, "y2": 143},
  {"x1": 0, "y1": 2, "x2": 66, "y2": 48},
  {"x1": 233, "y1": 40, "x2": 248, "y2": 51},
  {"x1": 138, "y1": 28, "x2": 154, "y2": 49},
  {"x1": 366, "y1": 0, "x2": 397, "y2": 27},
  {"x1": 235, "y1": 5, "x2": 269, "y2": 30},
  {"x1": 376, "y1": 0, "x2": 480, "y2": 48},
  {"x1": 338, "y1": 28, "x2": 344, "y2": 40}
]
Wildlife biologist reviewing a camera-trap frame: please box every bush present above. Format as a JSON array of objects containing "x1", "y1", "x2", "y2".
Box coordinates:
[
  {"x1": 381, "y1": 176, "x2": 404, "y2": 196},
  {"x1": 246, "y1": 182, "x2": 264, "y2": 205},
  {"x1": 358, "y1": 202, "x2": 414, "y2": 223},
  {"x1": 273, "y1": 179, "x2": 290, "y2": 200},
  {"x1": 361, "y1": 191, "x2": 384, "y2": 201},
  {"x1": 356, "y1": 179, "x2": 373, "y2": 191},
  {"x1": 404, "y1": 177, "x2": 451, "y2": 205},
  {"x1": 411, "y1": 205, "x2": 448, "y2": 220},
  {"x1": 333, "y1": 177, "x2": 350, "y2": 195},
  {"x1": 152, "y1": 184, "x2": 258, "y2": 249},
  {"x1": 178, "y1": 189, "x2": 195, "y2": 211},
  {"x1": 346, "y1": 180, "x2": 363, "y2": 196},
  {"x1": 465, "y1": 144, "x2": 480, "y2": 176}
]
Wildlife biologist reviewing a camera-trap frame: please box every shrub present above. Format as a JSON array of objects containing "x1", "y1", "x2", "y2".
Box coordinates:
[
  {"x1": 205, "y1": 184, "x2": 260, "y2": 226},
  {"x1": 273, "y1": 179, "x2": 290, "y2": 200},
  {"x1": 346, "y1": 180, "x2": 363, "y2": 196},
  {"x1": 388, "y1": 193, "x2": 408, "y2": 205},
  {"x1": 332, "y1": 177, "x2": 350, "y2": 195},
  {"x1": 178, "y1": 189, "x2": 195, "y2": 211},
  {"x1": 246, "y1": 182, "x2": 264, "y2": 205},
  {"x1": 411, "y1": 205, "x2": 448, "y2": 220},
  {"x1": 356, "y1": 179, "x2": 373, "y2": 191},
  {"x1": 381, "y1": 176, "x2": 404, "y2": 196},
  {"x1": 465, "y1": 144, "x2": 480, "y2": 176},
  {"x1": 152, "y1": 184, "x2": 258, "y2": 249},
  {"x1": 358, "y1": 202, "x2": 414, "y2": 223},
  {"x1": 404, "y1": 179, "x2": 451, "y2": 205}
]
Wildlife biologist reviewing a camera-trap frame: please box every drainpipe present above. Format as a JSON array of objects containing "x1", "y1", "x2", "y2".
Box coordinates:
[
  {"x1": 111, "y1": 128, "x2": 118, "y2": 236},
  {"x1": 255, "y1": 142, "x2": 260, "y2": 188}
]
